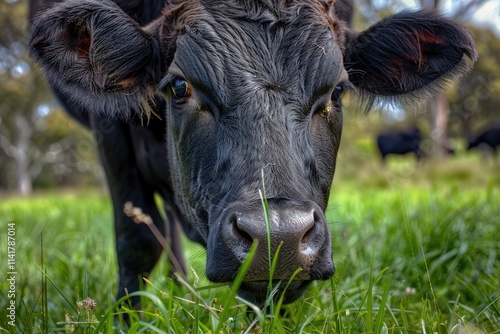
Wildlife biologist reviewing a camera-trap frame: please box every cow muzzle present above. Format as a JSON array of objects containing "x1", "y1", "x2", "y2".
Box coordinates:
[{"x1": 205, "y1": 198, "x2": 334, "y2": 298}]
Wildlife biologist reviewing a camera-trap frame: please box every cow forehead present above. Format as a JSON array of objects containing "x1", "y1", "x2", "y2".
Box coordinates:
[{"x1": 166, "y1": 2, "x2": 345, "y2": 106}]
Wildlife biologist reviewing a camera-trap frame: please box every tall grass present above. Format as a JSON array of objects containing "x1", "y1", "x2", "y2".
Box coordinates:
[
  {"x1": 0, "y1": 170, "x2": 499, "y2": 332},
  {"x1": 327, "y1": 184, "x2": 499, "y2": 333}
]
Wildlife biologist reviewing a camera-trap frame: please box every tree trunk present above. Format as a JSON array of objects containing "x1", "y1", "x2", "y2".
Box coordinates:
[
  {"x1": 17, "y1": 166, "x2": 33, "y2": 195},
  {"x1": 14, "y1": 112, "x2": 33, "y2": 195},
  {"x1": 427, "y1": 93, "x2": 450, "y2": 159}
]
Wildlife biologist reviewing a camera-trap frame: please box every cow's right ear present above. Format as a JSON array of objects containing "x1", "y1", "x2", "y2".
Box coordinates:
[{"x1": 29, "y1": 0, "x2": 165, "y2": 117}]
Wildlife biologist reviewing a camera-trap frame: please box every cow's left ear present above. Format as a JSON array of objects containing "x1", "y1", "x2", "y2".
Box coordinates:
[
  {"x1": 344, "y1": 11, "x2": 477, "y2": 100},
  {"x1": 29, "y1": 0, "x2": 172, "y2": 117}
]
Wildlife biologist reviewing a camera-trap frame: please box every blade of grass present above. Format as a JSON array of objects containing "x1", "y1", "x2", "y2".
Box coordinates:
[
  {"x1": 260, "y1": 168, "x2": 276, "y2": 318},
  {"x1": 214, "y1": 240, "x2": 258, "y2": 333},
  {"x1": 259, "y1": 169, "x2": 272, "y2": 272},
  {"x1": 271, "y1": 267, "x2": 303, "y2": 333},
  {"x1": 420, "y1": 243, "x2": 440, "y2": 313},
  {"x1": 237, "y1": 296, "x2": 265, "y2": 334},
  {"x1": 263, "y1": 242, "x2": 286, "y2": 334},
  {"x1": 41, "y1": 232, "x2": 48, "y2": 334},
  {"x1": 470, "y1": 291, "x2": 500, "y2": 323},
  {"x1": 94, "y1": 291, "x2": 170, "y2": 332},
  {"x1": 174, "y1": 274, "x2": 218, "y2": 319},
  {"x1": 269, "y1": 241, "x2": 283, "y2": 289},
  {"x1": 400, "y1": 300, "x2": 409, "y2": 334},
  {"x1": 34, "y1": 264, "x2": 78, "y2": 314},
  {"x1": 359, "y1": 248, "x2": 376, "y2": 333},
  {"x1": 298, "y1": 310, "x2": 320, "y2": 334},
  {"x1": 375, "y1": 274, "x2": 393, "y2": 334},
  {"x1": 135, "y1": 321, "x2": 167, "y2": 333}
]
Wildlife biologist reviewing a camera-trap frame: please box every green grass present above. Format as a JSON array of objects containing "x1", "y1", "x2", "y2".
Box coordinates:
[{"x1": 0, "y1": 161, "x2": 499, "y2": 333}]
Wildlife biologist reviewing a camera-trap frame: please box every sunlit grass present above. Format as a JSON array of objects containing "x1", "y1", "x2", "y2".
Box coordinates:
[
  {"x1": 327, "y1": 183, "x2": 500, "y2": 333},
  {"x1": 0, "y1": 172, "x2": 499, "y2": 332}
]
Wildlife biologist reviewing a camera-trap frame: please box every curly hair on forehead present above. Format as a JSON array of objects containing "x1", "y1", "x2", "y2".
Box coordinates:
[{"x1": 180, "y1": 0, "x2": 342, "y2": 23}]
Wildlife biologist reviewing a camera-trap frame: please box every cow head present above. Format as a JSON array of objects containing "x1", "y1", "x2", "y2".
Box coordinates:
[{"x1": 29, "y1": 0, "x2": 476, "y2": 304}]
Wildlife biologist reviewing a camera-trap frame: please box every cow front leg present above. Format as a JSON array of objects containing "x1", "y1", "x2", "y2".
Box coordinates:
[
  {"x1": 114, "y1": 194, "x2": 166, "y2": 307},
  {"x1": 90, "y1": 116, "x2": 169, "y2": 308}
]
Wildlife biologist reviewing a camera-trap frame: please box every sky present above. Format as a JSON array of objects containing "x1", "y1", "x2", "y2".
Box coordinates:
[
  {"x1": 466, "y1": 1, "x2": 500, "y2": 36},
  {"x1": 376, "y1": 0, "x2": 500, "y2": 36}
]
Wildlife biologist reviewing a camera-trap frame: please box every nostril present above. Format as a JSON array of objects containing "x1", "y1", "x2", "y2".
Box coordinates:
[
  {"x1": 301, "y1": 211, "x2": 320, "y2": 244},
  {"x1": 301, "y1": 223, "x2": 315, "y2": 243},
  {"x1": 230, "y1": 214, "x2": 253, "y2": 246}
]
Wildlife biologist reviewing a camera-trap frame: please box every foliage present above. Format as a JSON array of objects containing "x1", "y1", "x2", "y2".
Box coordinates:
[
  {"x1": 0, "y1": 0, "x2": 47, "y2": 192},
  {"x1": 448, "y1": 26, "x2": 500, "y2": 136},
  {"x1": 0, "y1": 0, "x2": 101, "y2": 193}
]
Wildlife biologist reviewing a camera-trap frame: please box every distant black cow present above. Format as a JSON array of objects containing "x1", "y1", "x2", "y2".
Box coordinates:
[
  {"x1": 467, "y1": 125, "x2": 500, "y2": 158},
  {"x1": 29, "y1": 0, "x2": 476, "y2": 305},
  {"x1": 376, "y1": 128, "x2": 422, "y2": 162}
]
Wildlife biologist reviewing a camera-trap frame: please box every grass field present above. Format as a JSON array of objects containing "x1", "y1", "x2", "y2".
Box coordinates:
[{"x1": 1, "y1": 147, "x2": 499, "y2": 333}]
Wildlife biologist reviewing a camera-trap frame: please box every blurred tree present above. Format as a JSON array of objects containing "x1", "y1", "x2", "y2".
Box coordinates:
[
  {"x1": 354, "y1": 0, "x2": 493, "y2": 158},
  {"x1": 0, "y1": 0, "x2": 100, "y2": 194},
  {"x1": 448, "y1": 26, "x2": 500, "y2": 139},
  {"x1": 0, "y1": 0, "x2": 46, "y2": 194}
]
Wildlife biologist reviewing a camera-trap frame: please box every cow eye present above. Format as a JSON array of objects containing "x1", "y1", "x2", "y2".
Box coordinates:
[
  {"x1": 170, "y1": 77, "x2": 191, "y2": 99},
  {"x1": 331, "y1": 84, "x2": 345, "y2": 102}
]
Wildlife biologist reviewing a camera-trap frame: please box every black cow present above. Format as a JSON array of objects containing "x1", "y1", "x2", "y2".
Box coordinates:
[
  {"x1": 28, "y1": 0, "x2": 476, "y2": 305},
  {"x1": 468, "y1": 125, "x2": 500, "y2": 152},
  {"x1": 467, "y1": 125, "x2": 500, "y2": 161},
  {"x1": 376, "y1": 127, "x2": 422, "y2": 162}
]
